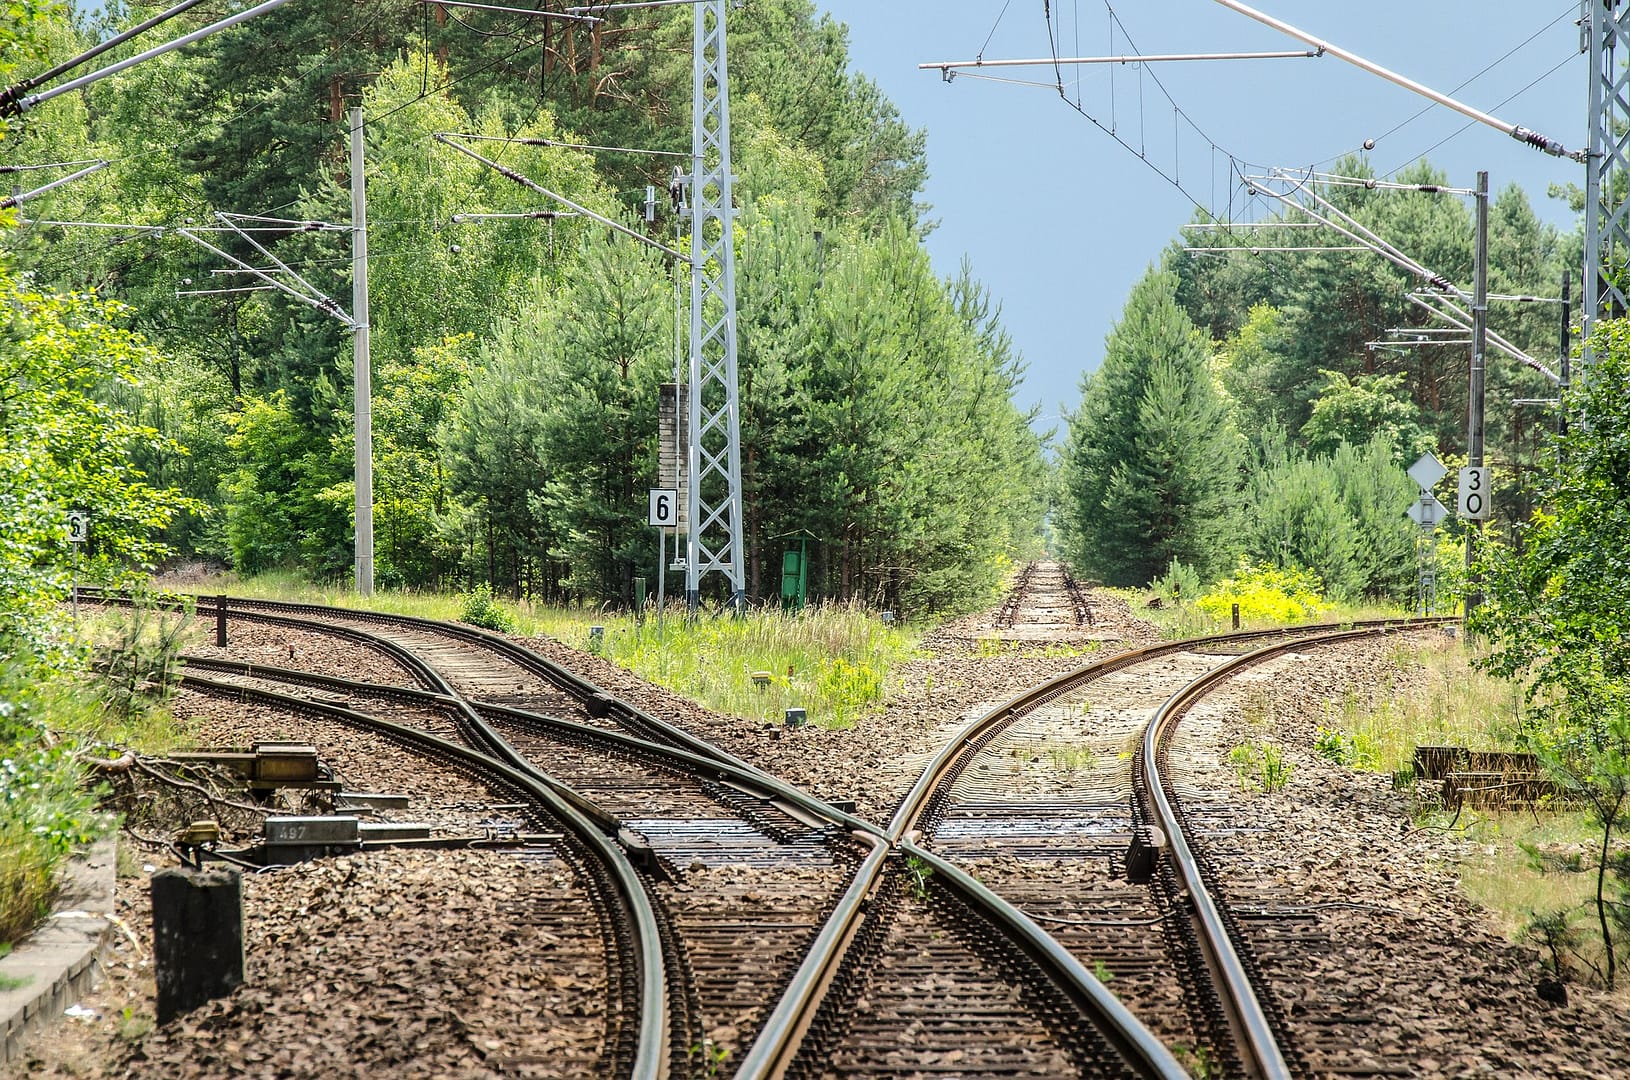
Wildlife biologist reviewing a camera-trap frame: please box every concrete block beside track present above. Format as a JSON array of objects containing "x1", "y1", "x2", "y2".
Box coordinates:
[{"x1": 0, "y1": 836, "x2": 115, "y2": 1064}]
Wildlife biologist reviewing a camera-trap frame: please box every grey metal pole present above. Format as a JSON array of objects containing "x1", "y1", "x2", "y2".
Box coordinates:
[
  {"x1": 1465, "y1": 171, "x2": 1488, "y2": 622},
  {"x1": 349, "y1": 108, "x2": 375, "y2": 597},
  {"x1": 685, "y1": 0, "x2": 747, "y2": 614},
  {"x1": 1585, "y1": 2, "x2": 1608, "y2": 341},
  {"x1": 1560, "y1": 270, "x2": 1571, "y2": 441}
]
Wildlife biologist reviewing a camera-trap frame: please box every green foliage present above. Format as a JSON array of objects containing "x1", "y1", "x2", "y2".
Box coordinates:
[
  {"x1": 1228, "y1": 740, "x2": 1293, "y2": 793},
  {"x1": 1150, "y1": 558, "x2": 1203, "y2": 604},
  {"x1": 1314, "y1": 727, "x2": 1359, "y2": 766},
  {"x1": 115, "y1": 1005, "x2": 154, "y2": 1043},
  {"x1": 1473, "y1": 319, "x2": 1630, "y2": 989},
  {"x1": 220, "y1": 390, "x2": 351, "y2": 577},
  {"x1": 535, "y1": 237, "x2": 670, "y2": 603},
  {"x1": 458, "y1": 584, "x2": 518, "y2": 634},
  {"x1": 1174, "y1": 1044, "x2": 1217, "y2": 1080},
  {"x1": 768, "y1": 223, "x2": 1045, "y2": 613},
  {"x1": 0, "y1": 0, "x2": 186, "y2": 954},
  {"x1": 1196, "y1": 558, "x2": 1330, "y2": 625},
  {"x1": 1044, "y1": 744, "x2": 1097, "y2": 773},
  {"x1": 1523, "y1": 908, "x2": 1582, "y2": 980},
  {"x1": 1, "y1": 56, "x2": 189, "y2": 944},
  {"x1": 371, "y1": 335, "x2": 474, "y2": 587},
  {"x1": 905, "y1": 853, "x2": 933, "y2": 900},
  {"x1": 93, "y1": 593, "x2": 191, "y2": 722},
  {"x1": 1244, "y1": 448, "x2": 1360, "y2": 599},
  {"x1": 0, "y1": 276, "x2": 199, "y2": 660},
  {"x1": 1474, "y1": 322, "x2": 1630, "y2": 706},
  {"x1": 0, "y1": 659, "x2": 106, "y2": 948},
  {"x1": 424, "y1": 205, "x2": 1049, "y2": 613},
  {"x1": 5, "y1": 2, "x2": 1041, "y2": 616},
  {"x1": 1061, "y1": 268, "x2": 1241, "y2": 587},
  {"x1": 1320, "y1": 643, "x2": 1520, "y2": 776},
  {"x1": 1213, "y1": 303, "x2": 1293, "y2": 437},
  {"x1": 1241, "y1": 433, "x2": 1417, "y2": 601},
  {"x1": 1301, "y1": 370, "x2": 1432, "y2": 464},
  {"x1": 1171, "y1": 159, "x2": 1563, "y2": 538},
  {"x1": 0, "y1": 273, "x2": 181, "y2": 943},
  {"x1": 813, "y1": 657, "x2": 882, "y2": 727},
  {"x1": 689, "y1": 1038, "x2": 730, "y2": 1078}
]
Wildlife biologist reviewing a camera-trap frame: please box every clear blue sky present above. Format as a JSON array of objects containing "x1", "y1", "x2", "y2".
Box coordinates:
[{"x1": 814, "y1": 1, "x2": 1585, "y2": 436}]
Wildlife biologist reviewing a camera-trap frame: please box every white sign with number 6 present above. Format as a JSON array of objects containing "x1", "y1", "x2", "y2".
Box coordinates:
[
  {"x1": 648, "y1": 488, "x2": 678, "y2": 528},
  {"x1": 1458, "y1": 466, "x2": 1490, "y2": 520}
]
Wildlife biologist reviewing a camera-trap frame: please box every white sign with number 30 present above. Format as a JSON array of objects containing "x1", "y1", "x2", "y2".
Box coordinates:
[{"x1": 1458, "y1": 466, "x2": 1490, "y2": 520}]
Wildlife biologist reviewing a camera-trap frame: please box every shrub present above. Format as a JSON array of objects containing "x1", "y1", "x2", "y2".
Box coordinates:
[
  {"x1": 1150, "y1": 558, "x2": 1203, "y2": 605},
  {"x1": 93, "y1": 592, "x2": 191, "y2": 721},
  {"x1": 0, "y1": 670, "x2": 105, "y2": 947},
  {"x1": 1227, "y1": 739, "x2": 1293, "y2": 792},
  {"x1": 459, "y1": 584, "x2": 518, "y2": 633},
  {"x1": 1197, "y1": 558, "x2": 1330, "y2": 624},
  {"x1": 1314, "y1": 726, "x2": 1358, "y2": 765}
]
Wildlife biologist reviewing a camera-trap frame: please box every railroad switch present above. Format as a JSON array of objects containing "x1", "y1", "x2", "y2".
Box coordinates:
[
  {"x1": 174, "y1": 819, "x2": 222, "y2": 870},
  {"x1": 1124, "y1": 825, "x2": 1166, "y2": 884},
  {"x1": 337, "y1": 791, "x2": 411, "y2": 812},
  {"x1": 586, "y1": 692, "x2": 615, "y2": 719},
  {"x1": 616, "y1": 827, "x2": 676, "y2": 882},
  {"x1": 261, "y1": 815, "x2": 434, "y2": 865}
]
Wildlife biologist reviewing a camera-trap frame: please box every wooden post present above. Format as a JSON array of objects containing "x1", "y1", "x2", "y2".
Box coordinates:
[
  {"x1": 152, "y1": 866, "x2": 244, "y2": 1024},
  {"x1": 215, "y1": 594, "x2": 227, "y2": 648},
  {"x1": 1232, "y1": 603, "x2": 1240, "y2": 630}
]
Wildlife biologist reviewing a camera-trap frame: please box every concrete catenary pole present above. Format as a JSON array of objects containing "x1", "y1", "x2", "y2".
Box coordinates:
[
  {"x1": 1464, "y1": 171, "x2": 1488, "y2": 621},
  {"x1": 349, "y1": 107, "x2": 374, "y2": 597}
]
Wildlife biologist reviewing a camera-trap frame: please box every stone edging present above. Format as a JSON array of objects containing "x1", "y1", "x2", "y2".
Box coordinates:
[{"x1": 0, "y1": 837, "x2": 116, "y2": 1064}]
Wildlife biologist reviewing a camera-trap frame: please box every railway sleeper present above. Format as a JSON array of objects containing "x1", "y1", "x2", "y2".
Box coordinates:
[{"x1": 1441, "y1": 770, "x2": 1560, "y2": 810}]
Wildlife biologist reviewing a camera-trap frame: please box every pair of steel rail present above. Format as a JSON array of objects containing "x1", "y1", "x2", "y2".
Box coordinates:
[{"x1": 84, "y1": 588, "x2": 1446, "y2": 1079}]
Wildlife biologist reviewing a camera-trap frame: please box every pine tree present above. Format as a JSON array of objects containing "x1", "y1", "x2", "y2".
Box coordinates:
[
  {"x1": 1062, "y1": 269, "x2": 1240, "y2": 586},
  {"x1": 535, "y1": 236, "x2": 669, "y2": 605}
]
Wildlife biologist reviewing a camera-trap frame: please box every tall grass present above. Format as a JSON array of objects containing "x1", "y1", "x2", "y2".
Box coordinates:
[
  {"x1": 525, "y1": 601, "x2": 921, "y2": 727},
  {"x1": 1127, "y1": 586, "x2": 1411, "y2": 640},
  {"x1": 187, "y1": 573, "x2": 923, "y2": 728},
  {"x1": 1324, "y1": 641, "x2": 1522, "y2": 774},
  {"x1": 1, "y1": 671, "x2": 108, "y2": 948},
  {"x1": 1458, "y1": 814, "x2": 1603, "y2": 941}
]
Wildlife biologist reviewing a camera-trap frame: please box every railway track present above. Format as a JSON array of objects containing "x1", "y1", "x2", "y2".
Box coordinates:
[
  {"x1": 992, "y1": 560, "x2": 1093, "y2": 633},
  {"x1": 82, "y1": 585, "x2": 1458, "y2": 1077},
  {"x1": 87, "y1": 590, "x2": 892, "y2": 1077},
  {"x1": 171, "y1": 673, "x2": 665, "y2": 1076},
  {"x1": 735, "y1": 615, "x2": 1451, "y2": 1079}
]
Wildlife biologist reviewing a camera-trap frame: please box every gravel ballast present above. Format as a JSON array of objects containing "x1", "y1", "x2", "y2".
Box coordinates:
[{"x1": 14, "y1": 580, "x2": 1630, "y2": 1077}]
